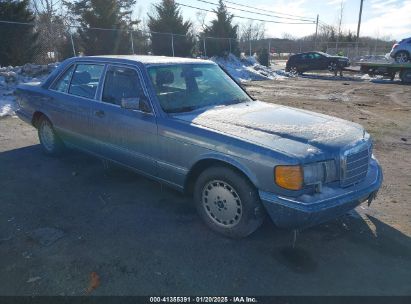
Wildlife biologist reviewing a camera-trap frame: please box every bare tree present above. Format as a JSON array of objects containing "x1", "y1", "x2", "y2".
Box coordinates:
[
  {"x1": 195, "y1": 11, "x2": 207, "y2": 32},
  {"x1": 335, "y1": 0, "x2": 345, "y2": 50},
  {"x1": 240, "y1": 21, "x2": 265, "y2": 42},
  {"x1": 282, "y1": 32, "x2": 296, "y2": 40},
  {"x1": 31, "y1": 0, "x2": 73, "y2": 61}
]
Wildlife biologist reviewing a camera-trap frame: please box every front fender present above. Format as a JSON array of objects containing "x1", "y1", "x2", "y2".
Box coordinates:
[{"x1": 189, "y1": 152, "x2": 259, "y2": 188}]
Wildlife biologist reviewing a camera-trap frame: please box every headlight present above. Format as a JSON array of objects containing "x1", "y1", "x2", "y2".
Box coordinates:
[
  {"x1": 303, "y1": 160, "x2": 338, "y2": 185},
  {"x1": 274, "y1": 160, "x2": 338, "y2": 191}
]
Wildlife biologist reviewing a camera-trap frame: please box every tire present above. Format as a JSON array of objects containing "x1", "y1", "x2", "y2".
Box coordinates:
[
  {"x1": 395, "y1": 51, "x2": 410, "y2": 63},
  {"x1": 37, "y1": 116, "x2": 64, "y2": 155},
  {"x1": 328, "y1": 61, "x2": 337, "y2": 72},
  {"x1": 289, "y1": 66, "x2": 299, "y2": 75},
  {"x1": 400, "y1": 69, "x2": 411, "y2": 84},
  {"x1": 193, "y1": 166, "x2": 264, "y2": 238}
]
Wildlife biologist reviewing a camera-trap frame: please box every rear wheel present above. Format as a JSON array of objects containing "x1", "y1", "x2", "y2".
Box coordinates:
[
  {"x1": 37, "y1": 116, "x2": 64, "y2": 155},
  {"x1": 328, "y1": 61, "x2": 338, "y2": 73},
  {"x1": 395, "y1": 51, "x2": 410, "y2": 63},
  {"x1": 289, "y1": 66, "x2": 299, "y2": 75},
  {"x1": 400, "y1": 69, "x2": 411, "y2": 84},
  {"x1": 194, "y1": 166, "x2": 264, "y2": 238}
]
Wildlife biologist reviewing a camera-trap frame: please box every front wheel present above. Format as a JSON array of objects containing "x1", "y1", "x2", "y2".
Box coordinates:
[
  {"x1": 194, "y1": 167, "x2": 264, "y2": 238},
  {"x1": 37, "y1": 116, "x2": 64, "y2": 155}
]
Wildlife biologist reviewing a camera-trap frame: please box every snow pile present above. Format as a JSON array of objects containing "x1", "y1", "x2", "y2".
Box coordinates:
[
  {"x1": 0, "y1": 63, "x2": 56, "y2": 117},
  {"x1": 210, "y1": 53, "x2": 289, "y2": 82}
]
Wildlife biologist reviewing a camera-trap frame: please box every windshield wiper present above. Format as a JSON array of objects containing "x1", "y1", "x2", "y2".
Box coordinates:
[{"x1": 169, "y1": 106, "x2": 198, "y2": 113}]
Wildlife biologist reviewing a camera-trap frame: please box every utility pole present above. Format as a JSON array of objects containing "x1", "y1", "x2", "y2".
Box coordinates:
[
  {"x1": 314, "y1": 14, "x2": 319, "y2": 50},
  {"x1": 356, "y1": 0, "x2": 364, "y2": 55}
]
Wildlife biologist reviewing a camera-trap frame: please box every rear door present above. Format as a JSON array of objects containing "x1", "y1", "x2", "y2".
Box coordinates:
[
  {"x1": 299, "y1": 54, "x2": 311, "y2": 71},
  {"x1": 91, "y1": 64, "x2": 158, "y2": 176},
  {"x1": 48, "y1": 62, "x2": 105, "y2": 151}
]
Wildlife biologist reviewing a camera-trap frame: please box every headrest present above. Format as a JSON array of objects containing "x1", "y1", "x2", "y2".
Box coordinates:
[
  {"x1": 156, "y1": 70, "x2": 174, "y2": 86},
  {"x1": 73, "y1": 71, "x2": 91, "y2": 84}
]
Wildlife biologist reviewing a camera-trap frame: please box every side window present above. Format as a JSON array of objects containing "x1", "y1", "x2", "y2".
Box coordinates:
[
  {"x1": 313, "y1": 53, "x2": 322, "y2": 59},
  {"x1": 102, "y1": 66, "x2": 144, "y2": 106},
  {"x1": 51, "y1": 65, "x2": 74, "y2": 92},
  {"x1": 68, "y1": 64, "x2": 104, "y2": 99}
]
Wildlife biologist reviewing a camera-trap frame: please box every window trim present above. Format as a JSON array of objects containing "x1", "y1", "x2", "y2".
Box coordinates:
[{"x1": 98, "y1": 63, "x2": 154, "y2": 115}]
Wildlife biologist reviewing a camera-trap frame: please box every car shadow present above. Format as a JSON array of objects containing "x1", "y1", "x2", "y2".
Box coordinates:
[{"x1": 1, "y1": 145, "x2": 411, "y2": 295}]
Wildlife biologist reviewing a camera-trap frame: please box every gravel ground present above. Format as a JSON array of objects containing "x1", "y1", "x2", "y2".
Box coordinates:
[{"x1": 0, "y1": 74, "x2": 410, "y2": 296}]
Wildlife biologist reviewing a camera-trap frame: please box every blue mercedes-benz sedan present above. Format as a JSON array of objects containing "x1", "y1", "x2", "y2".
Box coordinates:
[{"x1": 15, "y1": 55, "x2": 383, "y2": 238}]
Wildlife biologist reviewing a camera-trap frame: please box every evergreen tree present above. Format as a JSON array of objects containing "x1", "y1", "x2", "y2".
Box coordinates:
[
  {"x1": 202, "y1": 0, "x2": 239, "y2": 57},
  {"x1": 64, "y1": 0, "x2": 138, "y2": 55},
  {"x1": 148, "y1": 0, "x2": 195, "y2": 57},
  {"x1": 0, "y1": 0, "x2": 38, "y2": 66}
]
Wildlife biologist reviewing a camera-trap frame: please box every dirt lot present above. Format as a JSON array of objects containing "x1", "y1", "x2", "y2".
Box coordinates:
[{"x1": 1, "y1": 75, "x2": 411, "y2": 296}]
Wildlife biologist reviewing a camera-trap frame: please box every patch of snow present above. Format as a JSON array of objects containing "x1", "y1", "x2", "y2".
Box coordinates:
[
  {"x1": 210, "y1": 53, "x2": 290, "y2": 82},
  {"x1": 0, "y1": 63, "x2": 57, "y2": 117}
]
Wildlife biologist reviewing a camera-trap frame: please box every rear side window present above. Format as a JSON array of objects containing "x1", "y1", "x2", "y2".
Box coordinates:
[
  {"x1": 102, "y1": 66, "x2": 144, "y2": 105},
  {"x1": 51, "y1": 65, "x2": 74, "y2": 92},
  {"x1": 68, "y1": 64, "x2": 104, "y2": 99}
]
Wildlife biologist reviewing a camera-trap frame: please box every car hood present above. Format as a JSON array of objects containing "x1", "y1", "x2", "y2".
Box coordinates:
[
  {"x1": 173, "y1": 101, "x2": 368, "y2": 159},
  {"x1": 330, "y1": 55, "x2": 349, "y2": 61}
]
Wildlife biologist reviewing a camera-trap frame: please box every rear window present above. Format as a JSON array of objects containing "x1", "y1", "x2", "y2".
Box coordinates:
[{"x1": 51, "y1": 65, "x2": 74, "y2": 93}]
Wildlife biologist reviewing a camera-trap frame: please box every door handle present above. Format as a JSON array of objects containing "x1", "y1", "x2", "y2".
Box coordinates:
[{"x1": 95, "y1": 110, "x2": 105, "y2": 118}]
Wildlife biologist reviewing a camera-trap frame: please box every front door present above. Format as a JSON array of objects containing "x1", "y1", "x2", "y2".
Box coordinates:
[{"x1": 91, "y1": 65, "x2": 158, "y2": 176}]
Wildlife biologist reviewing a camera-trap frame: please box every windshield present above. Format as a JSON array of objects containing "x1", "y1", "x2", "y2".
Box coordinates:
[{"x1": 147, "y1": 63, "x2": 252, "y2": 113}]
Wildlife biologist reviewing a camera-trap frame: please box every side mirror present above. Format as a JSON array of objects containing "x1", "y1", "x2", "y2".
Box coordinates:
[{"x1": 121, "y1": 95, "x2": 151, "y2": 113}]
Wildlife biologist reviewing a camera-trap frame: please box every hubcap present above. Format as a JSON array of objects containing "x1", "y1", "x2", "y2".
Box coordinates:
[
  {"x1": 328, "y1": 62, "x2": 337, "y2": 71},
  {"x1": 202, "y1": 180, "x2": 242, "y2": 228},
  {"x1": 40, "y1": 120, "x2": 55, "y2": 151},
  {"x1": 290, "y1": 66, "x2": 298, "y2": 75},
  {"x1": 396, "y1": 53, "x2": 408, "y2": 63}
]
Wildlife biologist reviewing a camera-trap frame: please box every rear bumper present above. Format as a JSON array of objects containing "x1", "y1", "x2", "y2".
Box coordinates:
[
  {"x1": 15, "y1": 109, "x2": 32, "y2": 125},
  {"x1": 259, "y1": 158, "x2": 383, "y2": 229}
]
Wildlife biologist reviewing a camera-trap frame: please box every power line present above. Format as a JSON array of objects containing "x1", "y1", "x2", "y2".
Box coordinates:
[
  {"x1": 193, "y1": 0, "x2": 316, "y2": 22},
  {"x1": 176, "y1": 2, "x2": 315, "y2": 24},
  {"x1": 222, "y1": 0, "x2": 317, "y2": 21}
]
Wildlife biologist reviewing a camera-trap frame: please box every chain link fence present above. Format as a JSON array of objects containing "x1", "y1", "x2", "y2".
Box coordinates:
[{"x1": 0, "y1": 20, "x2": 393, "y2": 66}]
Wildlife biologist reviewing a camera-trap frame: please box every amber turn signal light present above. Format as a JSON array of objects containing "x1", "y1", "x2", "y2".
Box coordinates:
[{"x1": 274, "y1": 165, "x2": 303, "y2": 190}]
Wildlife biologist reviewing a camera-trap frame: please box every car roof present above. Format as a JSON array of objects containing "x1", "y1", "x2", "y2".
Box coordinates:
[
  {"x1": 78, "y1": 55, "x2": 214, "y2": 66},
  {"x1": 291, "y1": 52, "x2": 314, "y2": 57}
]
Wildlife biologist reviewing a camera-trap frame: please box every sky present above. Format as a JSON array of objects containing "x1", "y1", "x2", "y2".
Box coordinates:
[{"x1": 136, "y1": 0, "x2": 411, "y2": 41}]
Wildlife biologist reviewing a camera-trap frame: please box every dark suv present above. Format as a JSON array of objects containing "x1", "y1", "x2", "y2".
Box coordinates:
[{"x1": 286, "y1": 52, "x2": 350, "y2": 75}]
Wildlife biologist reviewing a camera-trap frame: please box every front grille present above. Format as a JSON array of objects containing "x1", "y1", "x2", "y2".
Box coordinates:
[{"x1": 341, "y1": 144, "x2": 371, "y2": 187}]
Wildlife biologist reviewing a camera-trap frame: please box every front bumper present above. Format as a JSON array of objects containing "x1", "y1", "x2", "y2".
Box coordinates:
[{"x1": 259, "y1": 159, "x2": 383, "y2": 229}]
